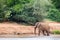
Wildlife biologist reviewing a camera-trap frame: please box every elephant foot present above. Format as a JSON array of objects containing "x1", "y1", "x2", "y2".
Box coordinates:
[
  {"x1": 47, "y1": 34, "x2": 50, "y2": 36},
  {"x1": 38, "y1": 33, "x2": 40, "y2": 36}
]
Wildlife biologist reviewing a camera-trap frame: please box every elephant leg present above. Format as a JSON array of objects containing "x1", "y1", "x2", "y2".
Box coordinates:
[
  {"x1": 34, "y1": 27, "x2": 37, "y2": 35},
  {"x1": 46, "y1": 31, "x2": 50, "y2": 36},
  {"x1": 42, "y1": 30, "x2": 46, "y2": 36},
  {"x1": 38, "y1": 28, "x2": 41, "y2": 36}
]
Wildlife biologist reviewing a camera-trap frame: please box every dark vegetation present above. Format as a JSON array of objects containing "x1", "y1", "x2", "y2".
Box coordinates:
[{"x1": 0, "y1": 0, "x2": 60, "y2": 25}]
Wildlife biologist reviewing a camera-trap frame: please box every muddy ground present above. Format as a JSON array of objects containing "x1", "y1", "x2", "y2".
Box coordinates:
[{"x1": 0, "y1": 22, "x2": 60, "y2": 37}]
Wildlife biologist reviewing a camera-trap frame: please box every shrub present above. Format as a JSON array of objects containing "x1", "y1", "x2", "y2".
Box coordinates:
[
  {"x1": 48, "y1": 9, "x2": 60, "y2": 22},
  {"x1": 52, "y1": 30, "x2": 60, "y2": 34},
  {"x1": 0, "y1": 18, "x2": 4, "y2": 22}
]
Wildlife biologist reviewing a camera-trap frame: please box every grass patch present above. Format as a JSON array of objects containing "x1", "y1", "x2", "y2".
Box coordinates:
[{"x1": 52, "y1": 30, "x2": 60, "y2": 34}]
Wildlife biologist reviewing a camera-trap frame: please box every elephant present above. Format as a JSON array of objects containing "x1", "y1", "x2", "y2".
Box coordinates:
[{"x1": 34, "y1": 22, "x2": 50, "y2": 36}]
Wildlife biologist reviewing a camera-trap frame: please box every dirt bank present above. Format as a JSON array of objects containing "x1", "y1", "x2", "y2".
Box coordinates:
[{"x1": 0, "y1": 22, "x2": 60, "y2": 35}]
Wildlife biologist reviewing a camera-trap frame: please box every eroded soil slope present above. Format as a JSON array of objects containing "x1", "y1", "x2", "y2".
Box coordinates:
[{"x1": 0, "y1": 22, "x2": 60, "y2": 35}]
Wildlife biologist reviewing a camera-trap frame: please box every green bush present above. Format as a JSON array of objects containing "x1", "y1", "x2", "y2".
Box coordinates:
[
  {"x1": 0, "y1": 18, "x2": 4, "y2": 22},
  {"x1": 48, "y1": 8, "x2": 60, "y2": 22},
  {"x1": 11, "y1": 14, "x2": 37, "y2": 25},
  {"x1": 0, "y1": 0, "x2": 54, "y2": 25},
  {"x1": 52, "y1": 30, "x2": 60, "y2": 34}
]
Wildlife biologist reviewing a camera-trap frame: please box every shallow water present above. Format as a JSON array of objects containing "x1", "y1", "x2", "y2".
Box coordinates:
[{"x1": 0, "y1": 36, "x2": 60, "y2": 40}]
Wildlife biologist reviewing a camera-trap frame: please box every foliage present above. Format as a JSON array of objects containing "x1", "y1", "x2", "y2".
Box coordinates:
[
  {"x1": 52, "y1": 30, "x2": 60, "y2": 34},
  {"x1": 48, "y1": 8, "x2": 60, "y2": 22},
  {"x1": 47, "y1": 0, "x2": 60, "y2": 22},
  {"x1": 52, "y1": 0, "x2": 60, "y2": 10},
  {"x1": 0, "y1": 0, "x2": 60, "y2": 25}
]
